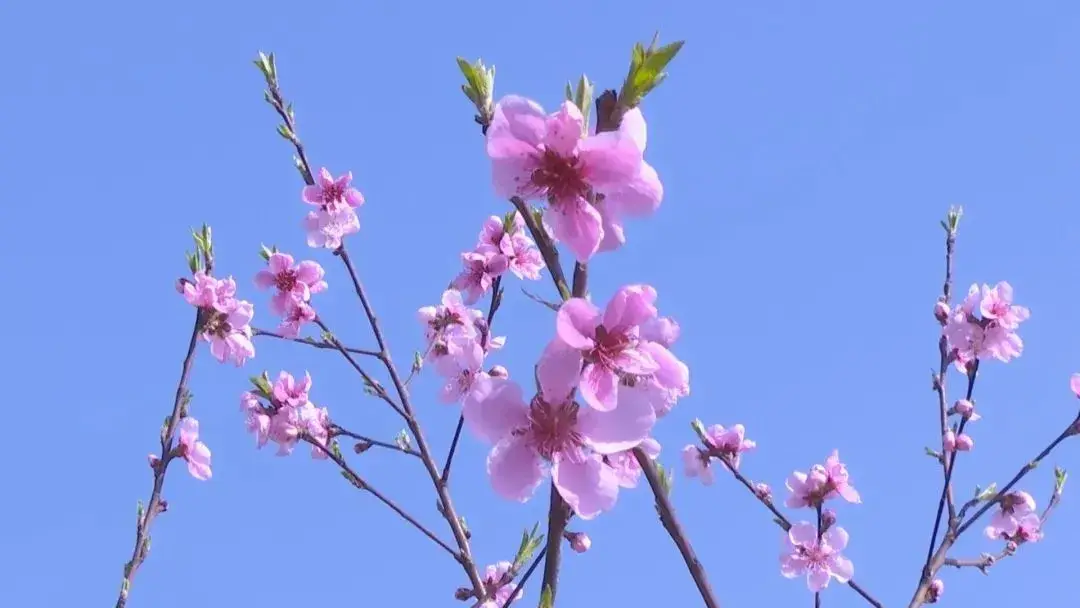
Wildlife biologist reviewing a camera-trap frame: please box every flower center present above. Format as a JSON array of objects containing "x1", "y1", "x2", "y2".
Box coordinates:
[
  {"x1": 526, "y1": 395, "x2": 582, "y2": 460},
  {"x1": 586, "y1": 325, "x2": 632, "y2": 368},
  {"x1": 275, "y1": 270, "x2": 298, "y2": 293},
  {"x1": 322, "y1": 182, "x2": 345, "y2": 203},
  {"x1": 202, "y1": 311, "x2": 232, "y2": 337},
  {"x1": 797, "y1": 544, "x2": 828, "y2": 569},
  {"x1": 531, "y1": 149, "x2": 590, "y2": 204}
]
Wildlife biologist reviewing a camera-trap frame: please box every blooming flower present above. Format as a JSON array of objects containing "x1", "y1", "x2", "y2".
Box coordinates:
[
  {"x1": 254, "y1": 252, "x2": 327, "y2": 315},
  {"x1": 240, "y1": 372, "x2": 332, "y2": 459},
  {"x1": 305, "y1": 206, "x2": 360, "y2": 250},
  {"x1": 178, "y1": 417, "x2": 212, "y2": 481},
  {"x1": 944, "y1": 282, "x2": 1030, "y2": 368},
  {"x1": 478, "y1": 212, "x2": 545, "y2": 280},
  {"x1": 452, "y1": 245, "x2": 510, "y2": 305},
  {"x1": 302, "y1": 168, "x2": 365, "y2": 211},
  {"x1": 478, "y1": 562, "x2": 521, "y2": 608},
  {"x1": 486, "y1": 96, "x2": 657, "y2": 261},
  {"x1": 682, "y1": 444, "x2": 714, "y2": 485},
  {"x1": 786, "y1": 451, "x2": 860, "y2": 508},
  {"x1": 702, "y1": 424, "x2": 756, "y2": 470},
  {"x1": 434, "y1": 334, "x2": 488, "y2": 404},
  {"x1": 463, "y1": 375, "x2": 656, "y2": 519},
  {"x1": 780, "y1": 522, "x2": 855, "y2": 592},
  {"x1": 182, "y1": 273, "x2": 255, "y2": 366},
  {"x1": 595, "y1": 108, "x2": 664, "y2": 254},
  {"x1": 542, "y1": 285, "x2": 690, "y2": 412},
  {"x1": 985, "y1": 491, "x2": 1037, "y2": 540},
  {"x1": 278, "y1": 300, "x2": 316, "y2": 338}
]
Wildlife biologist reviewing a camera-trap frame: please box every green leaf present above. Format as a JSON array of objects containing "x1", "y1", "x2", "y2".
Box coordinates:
[
  {"x1": 136, "y1": 500, "x2": 145, "y2": 524},
  {"x1": 975, "y1": 482, "x2": 997, "y2": 502},
  {"x1": 539, "y1": 585, "x2": 554, "y2": 608},
  {"x1": 1055, "y1": 466, "x2": 1068, "y2": 495}
]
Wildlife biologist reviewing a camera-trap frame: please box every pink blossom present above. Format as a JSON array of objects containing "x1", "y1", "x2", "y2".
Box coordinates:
[
  {"x1": 682, "y1": 445, "x2": 714, "y2": 486},
  {"x1": 434, "y1": 335, "x2": 487, "y2": 404},
  {"x1": 943, "y1": 430, "x2": 974, "y2": 452},
  {"x1": 985, "y1": 491, "x2": 1036, "y2": 540},
  {"x1": 979, "y1": 282, "x2": 1029, "y2": 329},
  {"x1": 703, "y1": 424, "x2": 756, "y2": 470},
  {"x1": 605, "y1": 436, "x2": 661, "y2": 488},
  {"x1": 755, "y1": 482, "x2": 773, "y2": 501},
  {"x1": 1010, "y1": 513, "x2": 1044, "y2": 543},
  {"x1": 486, "y1": 96, "x2": 652, "y2": 261},
  {"x1": 453, "y1": 245, "x2": 510, "y2": 305},
  {"x1": 478, "y1": 212, "x2": 545, "y2": 280},
  {"x1": 241, "y1": 392, "x2": 270, "y2": 447},
  {"x1": 542, "y1": 285, "x2": 690, "y2": 412},
  {"x1": 822, "y1": 450, "x2": 861, "y2": 504},
  {"x1": 478, "y1": 561, "x2": 521, "y2": 608},
  {"x1": 278, "y1": 300, "x2": 316, "y2": 338},
  {"x1": 595, "y1": 108, "x2": 664, "y2": 254},
  {"x1": 183, "y1": 273, "x2": 255, "y2": 366},
  {"x1": 178, "y1": 417, "x2": 212, "y2": 481},
  {"x1": 254, "y1": 252, "x2": 327, "y2": 315},
  {"x1": 302, "y1": 167, "x2": 364, "y2": 211},
  {"x1": 241, "y1": 375, "x2": 332, "y2": 460},
  {"x1": 1071, "y1": 373, "x2": 1080, "y2": 398},
  {"x1": 944, "y1": 282, "x2": 1029, "y2": 368},
  {"x1": 305, "y1": 206, "x2": 360, "y2": 250},
  {"x1": 780, "y1": 522, "x2": 855, "y2": 592},
  {"x1": 462, "y1": 375, "x2": 656, "y2": 519},
  {"x1": 786, "y1": 451, "x2": 860, "y2": 508},
  {"x1": 182, "y1": 271, "x2": 223, "y2": 309},
  {"x1": 273, "y1": 371, "x2": 311, "y2": 407},
  {"x1": 418, "y1": 289, "x2": 483, "y2": 346},
  {"x1": 564, "y1": 531, "x2": 591, "y2": 553}
]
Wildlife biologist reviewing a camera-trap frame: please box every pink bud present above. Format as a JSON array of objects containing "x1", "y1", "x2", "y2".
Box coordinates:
[
  {"x1": 454, "y1": 587, "x2": 473, "y2": 601},
  {"x1": 942, "y1": 431, "x2": 957, "y2": 453},
  {"x1": 955, "y1": 433, "x2": 974, "y2": 451},
  {"x1": 934, "y1": 301, "x2": 950, "y2": 324},
  {"x1": 927, "y1": 579, "x2": 944, "y2": 603},
  {"x1": 175, "y1": 278, "x2": 190, "y2": 293},
  {"x1": 563, "y1": 531, "x2": 591, "y2": 553},
  {"x1": 754, "y1": 482, "x2": 772, "y2": 502},
  {"x1": 154, "y1": 499, "x2": 169, "y2": 515},
  {"x1": 954, "y1": 399, "x2": 974, "y2": 416},
  {"x1": 489, "y1": 365, "x2": 509, "y2": 379},
  {"x1": 148, "y1": 454, "x2": 161, "y2": 469},
  {"x1": 821, "y1": 509, "x2": 837, "y2": 530}
]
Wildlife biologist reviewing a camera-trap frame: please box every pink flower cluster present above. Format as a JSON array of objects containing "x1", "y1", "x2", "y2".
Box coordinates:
[
  {"x1": 477, "y1": 562, "x2": 522, "y2": 608},
  {"x1": 778, "y1": 451, "x2": 861, "y2": 592},
  {"x1": 682, "y1": 424, "x2": 756, "y2": 485},
  {"x1": 254, "y1": 252, "x2": 327, "y2": 338},
  {"x1": 181, "y1": 271, "x2": 255, "y2": 366},
  {"x1": 418, "y1": 289, "x2": 505, "y2": 403},
  {"x1": 486, "y1": 96, "x2": 663, "y2": 262},
  {"x1": 452, "y1": 212, "x2": 545, "y2": 305},
  {"x1": 302, "y1": 168, "x2": 363, "y2": 250},
  {"x1": 942, "y1": 281, "x2": 1030, "y2": 371},
  {"x1": 462, "y1": 285, "x2": 685, "y2": 519},
  {"x1": 240, "y1": 371, "x2": 332, "y2": 459},
  {"x1": 985, "y1": 490, "x2": 1044, "y2": 546}
]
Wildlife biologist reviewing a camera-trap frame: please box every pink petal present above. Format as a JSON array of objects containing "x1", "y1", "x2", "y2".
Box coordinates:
[
  {"x1": 602, "y1": 284, "x2": 658, "y2": 332},
  {"x1": 295, "y1": 261, "x2": 324, "y2": 285},
  {"x1": 556, "y1": 299, "x2": 601, "y2": 349},
  {"x1": 619, "y1": 107, "x2": 648, "y2": 151},
  {"x1": 825, "y1": 526, "x2": 849, "y2": 551},
  {"x1": 536, "y1": 340, "x2": 583, "y2": 404},
  {"x1": 612, "y1": 346, "x2": 659, "y2": 376},
  {"x1": 1071, "y1": 373, "x2": 1080, "y2": 398},
  {"x1": 829, "y1": 555, "x2": 854, "y2": 583},
  {"x1": 302, "y1": 184, "x2": 324, "y2": 205},
  {"x1": 578, "y1": 363, "x2": 618, "y2": 412},
  {"x1": 596, "y1": 200, "x2": 627, "y2": 253},
  {"x1": 254, "y1": 270, "x2": 277, "y2": 289},
  {"x1": 578, "y1": 131, "x2": 643, "y2": 190},
  {"x1": 578, "y1": 384, "x2": 657, "y2": 454},
  {"x1": 548, "y1": 199, "x2": 603, "y2": 262},
  {"x1": 268, "y1": 252, "x2": 293, "y2": 274},
  {"x1": 186, "y1": 442, "x2": 213, "y2": 481},
  {"x1": 178, "y1": 417, "x2": 199, "y2": 447},
  {"x1": 489, "y1": 96, "x2": 547, "y2": 147},
  {"x1": 552, "y1": 455, "x2": 619, "y2": 520},
  {"x1": 807, "y1": 568, "x2": 831, "y2": 592},
  {"x1": 463, "y1": 377, "x2": 529, "y2": 443},
  {"x1": 487, "y1": 436, "x2": 545, "y2": 502},
  {"x1": 605, "y1": 161, "x2": 663, "y2": 217},
  {"x1": 779, "y1": 554, "x2": 804, "y2": 579},
  {"x1": 788, "y1": 522, "x2": 817, "y2": 548},
  {"x1": 640, "y1": 341, "x2": 689, "y2": 394},
  {"x1": 543, "y1": 102, "x2": 585, "y2": 157}
]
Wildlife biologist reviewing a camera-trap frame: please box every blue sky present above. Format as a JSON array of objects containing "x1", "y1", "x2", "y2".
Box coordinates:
[{"x1": 2, "y1": 2, "x2": 1079, "y2": 606}]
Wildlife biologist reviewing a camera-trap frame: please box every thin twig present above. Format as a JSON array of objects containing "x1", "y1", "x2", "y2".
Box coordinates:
[
  {"x1": 253, "y1": 327, "x2": 381, "y2": 357},
  {"x1": 306, "y1": 437, "x2": 460, "y2": 559},
  {"x1": 330, "y1": 425, "x2": 420, "y2": 458},
  {"x1": 116, "y1": 307, "x2": 204, "y2": 608},
  {"x1": 312, "y1": 317, "x2": 407, "y2": 419},
  {"x1": 502, "y1": 547, "x2": 547, "y2": 608}
]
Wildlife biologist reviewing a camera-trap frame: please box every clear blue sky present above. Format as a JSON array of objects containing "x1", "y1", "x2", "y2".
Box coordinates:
[{"x1": 2, "y1": 2, "x2": 1079, "y2": 606}]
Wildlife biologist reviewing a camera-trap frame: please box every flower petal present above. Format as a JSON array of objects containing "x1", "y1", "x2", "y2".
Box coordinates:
[
  {"x1": 548, "y1": 199, "x2": 603, "y2": 263},
  {"x1": 487, "y1": 436, "x2": 545, "y2": 502},
  {"x1": 578, "y1": 384, "x2": 657, "y2": 454},
  {"x1": 552, "y1": 455, "x2": 619, "y2": 520},
  {"x1": 556, "y1": 299, "x2": 601, "y2": 349},
  {"x1": 544, "y1": 102, "x2": 585, "y2": 157},
  {"x1": 602, "y1": 284, "x2": 658, "y2": 333},
  {"x1": 537, "y1": 340, "x2": 583, "y2": 404},
  {"x1": 578, "y1": 363, "x2": 619, "y2": 412},
  {"x1": 463, "y1": 376, "x2": 529, "y2": 443}
]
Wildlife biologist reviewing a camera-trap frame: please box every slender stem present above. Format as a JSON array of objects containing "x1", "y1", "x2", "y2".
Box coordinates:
[
  {"x1": 313, "y1": 317, "x2": 407, "y2": 419},
  {"x1": 253, "y1": 327, "x2": 381, "y2": 357},
  {"x1": 510, "y1": 197, "x2": 570, "y2": 301},
  {"x1": 306, "y1": 437, "x2": 460, "y2": 559},
  {"x1": 539, "y1": 484, "x2": 572, "y2": 605},
  {"x1": 635, "y1": 448, "x2": 721, "y2": 608},
  {"x1": 336, "y1": 246, "x2": 486, "y2": 597},
  {"x1": 330, "y1": 425, "x2": 420, "y2": 458},
  {"x1": 441, "y1": 277, "x2": 503, "y2": 485},
  {"x1": 503, "y1": 547, "x2": 547, "y2": 608},
  {"x1": 116, "y1": 307, "x2": 203, "y2": 608}
]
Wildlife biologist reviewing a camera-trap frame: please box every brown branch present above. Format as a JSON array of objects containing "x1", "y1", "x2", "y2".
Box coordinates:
[
  {"x1": 330, "y1": 425, "x2": 420, "y2": 458},
  {"x1": 116, "y1": 307, "x2": 204, "y2": 608},
  {"x1": 253, "y1": 327, "x2": 381, "y2": 358},
  {"x1": 312, "y1": 317, "x2": 407, "y2": 419}
]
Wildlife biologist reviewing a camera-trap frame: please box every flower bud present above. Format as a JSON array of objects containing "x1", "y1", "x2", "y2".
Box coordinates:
[
  {"x1": 353, "y1": 440, "x2": 373, "y2": 454},
  {"x1": 927, "y1": 579, "x2": 944, "y2": 603},
  {"x1": 454, "y1": 587, "x2": 473, "y2": 601},
  {"x1": 489, "y1": 365, "x2": 509, "y2": 379},
  {"x1": 934, "y1": 301, "x2": 950, "y2": 324},
  {"x1": 955, "y1": 433, "x2": 974, "y2": 452},
  {"x1": 148, "y1": 454, "x2": 161, "y2": 470},
  {"x1": 563, "y1": 531, "x2": 591, "y2": 553},
  {"x1": 954, "y1": 399, "x2": 974, "y2": 417},
  {"x1": 754, "y1": 482, "x2": 772, "y2": 502},
  {"x1": 820, "y1": 509, "x2": 837, "y2": 531}
]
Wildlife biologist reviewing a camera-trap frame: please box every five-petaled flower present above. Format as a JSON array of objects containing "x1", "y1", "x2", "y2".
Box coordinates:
[
  {"x1": 182, "y1": 272, "x2": 255, "y2": 366},
  {"x1": 780, "y1": 522, "x2": 855, "y2": 592},
  {"x1": 254, "y1": 252, "x2": 327, "y2": 315}
]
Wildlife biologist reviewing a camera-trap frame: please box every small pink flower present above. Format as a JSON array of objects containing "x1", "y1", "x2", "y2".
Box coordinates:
[
  {"x1": 780, "y1": 522, "x2": 855, "y2": 592},
  {"x1": 418, "y1": 289, "x2": 484, "y2": 345},
  {"x1": 682, "y1": 445, "x2": 714, "y2": 486},
  {"x1": 463, "y1": 375, "x2": 656, "y2": 519},
  {"x1": 564, "y1": 531, "x2": 591, "y2": 553},
  {"x1": 979, "y1": 281, "x2": 1029, "y2": 329},
  {"x1": 241, "y1": 391, "x2": 271, "y2": 447},
  {"x1": 755, "y1": 482, "x2": 773, "y2": 501},
  {"x1": 786, "y1": 451, "x2": 860, "y2": 508},
  {"x1": 273, "y1": 371, "x2": 312, "y2": 407},
  {"x1": 478, "y1": 561, "x2": 521, "y2": 608},
  {"x1": 486, "y1": 96, "x2": 653, "y2": 261},
  {"x1": 452, "y1": 245, "x2": 510, "y2": 305},
  {"x1": 302, "y1": 167, "x2": 364, "y2": 211},
  {"x1": 703, "y1": 423, "x2": 756, "y2": 470},
  {"x1": 178, "y1": 417, "x2": 212, "y2": 481},
  {"x1": 943, "y1": 430, "x2": 974, "y2": 452},
  {"x1": 278, "y1": 300, "x2": 316, "y2": 338},
  {"x1": 184, "y1": 274, "x2": 255, "y2": 366},
  {"x1": 434, "y1": 335, "x2": 487, "y2": 404},
  {"x1": 478, "y1": 212, "x2": 545, "y2": 281},
  {"x1": 305, "y1": 206, "x2": 360, "y2": 250},
  {"x1": 823, "y1": 450, "x2": 861, "y2": 504},
  {"x1": 985, "y1": 491, "x2": 1037, "y2": 540},
  {"x1": 944, "y1": 282, "x2": 1029, "y2": 368},
  {"x1": 254, "y1": 252, "x2": 327, "y2": 315}
]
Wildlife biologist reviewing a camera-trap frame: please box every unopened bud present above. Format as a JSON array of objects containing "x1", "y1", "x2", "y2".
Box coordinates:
[
  {"x1": 934, "y1": 301, "x2": 950, "y2": 324},
  {"x1": 454, "y1": 587, "x2": 473, "y2": 601},
  {"x1": 563, "y1": 531, "x2": 591, "y2": 553},
  {"x1": 489, "y1": 364, "x2": 509, "y2": 379},
  {"x1": 927, "y1": 579, "x2": 944, "y2": 603},
  {"x1": 754, "y1": 482, "x2": 772, "y2": 502},
  {"x1": 353, "y1": 440, "x2": 372, "y2": 454},
  {"x1": 820, "y1": 509, "x2": 837, "y2": 531},
  {"x1": 1004, "y1": 541, "x2": 1017, "y2": 555},
  {"x1": 154, "y1": 499, "x2": 169, "y2": 515},
  {"x1": 954, "y1": 399, "x2": 974, "y2": 417},
  {"x1": 943, "y1": 430, "x2": 974, "y2": 453},
  {"x1": 148, "y1": 454, "x2": 161, "y2": 470}
]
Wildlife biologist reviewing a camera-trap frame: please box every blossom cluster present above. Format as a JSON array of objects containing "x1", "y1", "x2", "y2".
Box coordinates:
[
  {"x1": 418, "y1": 289, "x2": 506, "y2": 404},
  {"x1": 180, "y1": 271, "x2": 255, "y2": 366},
  {"x1": 254, "y1": 251, "x2": 327, "y2": 338},
  {"x1": 941, "y1": 281, "x2": 1030, "y2": 371},
  {"x1": 303, "y1": 168, "x2": 363, "y2": 250},
  {"x1": 452, "y1": 211, "x2": 545, "y2": 305},
  {"x1": 462, "y1": 284, "x2": 688, "y2": 519},
  {"x1": 985, "y1": 490, "x2": 1044, "y2": 547},
  {"x1": 241, "y1": 371, "x2": 332, "y2": 459}
]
